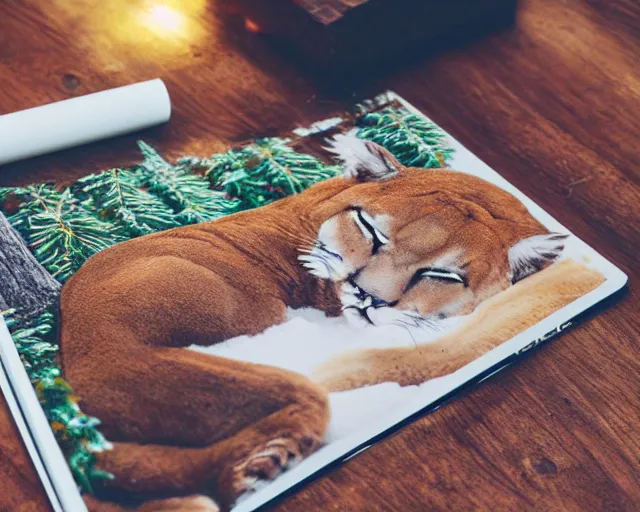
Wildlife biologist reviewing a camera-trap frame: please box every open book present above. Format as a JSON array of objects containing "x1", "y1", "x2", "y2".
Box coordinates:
[{"x1": 0, "y1": 92, "x2": 627, "y2": 512}]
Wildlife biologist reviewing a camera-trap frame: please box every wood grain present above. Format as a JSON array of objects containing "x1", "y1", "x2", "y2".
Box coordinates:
[
  {"x1": 0, "y1": 0, "x2": 638, "y2": 511},
  {"x1": 0, "y1": 395, "x2": 49, "y2": 512}
]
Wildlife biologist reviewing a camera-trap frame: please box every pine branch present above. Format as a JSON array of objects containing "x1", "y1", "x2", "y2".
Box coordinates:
[
  {"x1": 4, "y1": 310, "x2": 58, "y2": 382},
  {"x1": 135, "y1": 141, "x2": 239, "y2": 224},
  {"x1": 7, "y1": 185, "x2": 126, "y2": 282},
  {"x1": 3, "y1": 309, "x2": 113, "y2": 492},
  {"x1": 73, "y1": 168, "x2": 179, "y2": 237},
  {"x1": 203, "y1": 138, "x2": 340, "y2": 209},
  {"x1": 356, "y1": 106, "x2": 454, "y2": 168}
]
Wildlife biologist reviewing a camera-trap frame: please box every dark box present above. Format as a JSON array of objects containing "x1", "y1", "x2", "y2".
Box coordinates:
[{"x1": 228, "y1": 0, "x2": 518, "y2": 77}]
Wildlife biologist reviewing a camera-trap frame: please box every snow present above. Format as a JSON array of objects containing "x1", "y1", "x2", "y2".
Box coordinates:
[
  {"x1": 189, "y1": 308, "x2": 463, "y2": 443},
  {"x1": 189, "y1": 308, "x2": 467, "y2": 511}
]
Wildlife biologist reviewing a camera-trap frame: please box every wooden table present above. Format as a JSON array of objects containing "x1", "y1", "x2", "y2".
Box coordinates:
[{"x1": 1, "y1": 0, "x2": 639, "y2": 510}]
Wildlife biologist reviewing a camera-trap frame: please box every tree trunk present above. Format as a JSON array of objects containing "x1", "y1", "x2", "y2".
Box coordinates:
[{"x1": 0, "y1": 211, "x2": 60, "y2": 319}]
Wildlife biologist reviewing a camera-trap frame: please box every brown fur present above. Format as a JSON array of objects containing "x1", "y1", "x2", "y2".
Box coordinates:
[
  {"x1": 59, "y1": 141, "x2": 587, "y2": 510},
  {"x1": 312, "y1": 259, "x2": 606, "y2": 391},
  {"x1": 60, "y1": 179, "x2": 350, "y2": 510}
]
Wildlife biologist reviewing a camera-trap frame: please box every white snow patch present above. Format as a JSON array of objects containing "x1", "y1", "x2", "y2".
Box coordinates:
[{"x1": 189, "y1": 308, "x2": 462, "y2": 441}]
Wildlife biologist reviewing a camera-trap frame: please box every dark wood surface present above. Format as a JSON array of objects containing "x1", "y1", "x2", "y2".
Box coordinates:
[{"x1": 1, "y1": 0, "x2": 639, "y2": 510}]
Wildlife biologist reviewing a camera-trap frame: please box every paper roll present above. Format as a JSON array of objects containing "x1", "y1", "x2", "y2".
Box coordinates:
[{"x1": 0, "y1": 79, "x2": 171, "y2": 165}]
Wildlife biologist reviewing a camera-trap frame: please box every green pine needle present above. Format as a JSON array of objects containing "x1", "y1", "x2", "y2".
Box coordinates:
[
  {"x1": 3, "y1": 309, "x2": 113, "y2": 491},
  {"x1": 74, "y1": 168, "x2": 179, "y2": 237},
  {"x1": 135, "y1": 141, "x2": 239, "y2": 224},
  {"x1": 8, "y1": 185, "x2": 126, "y2": 282},
  {"x1": 204, "y1": 138, "x2": 340, "y2": 209},
  {"x1": 357, "y1": 106, "x2": 454, "y2": 168}
]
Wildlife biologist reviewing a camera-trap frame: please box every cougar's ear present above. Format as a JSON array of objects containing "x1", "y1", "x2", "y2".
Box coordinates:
[
  {"x1": 326, "y1": 132, "x2": 403, "y2": 182},
  {"x1": 508, "y1": 233, "x2": 569, "y2": 283}
]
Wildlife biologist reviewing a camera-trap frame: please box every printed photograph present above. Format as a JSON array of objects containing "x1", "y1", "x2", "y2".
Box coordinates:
[{"x1": 0, "y1": 93, "x2": 621, "y2": 512}]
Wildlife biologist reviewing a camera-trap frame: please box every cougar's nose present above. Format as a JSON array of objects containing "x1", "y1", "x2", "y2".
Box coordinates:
[
  {"x1": 370, "y1": 295, "x2": 397, "y2": 308},
  {"x1": 347, "y1": 277, "x2": 367, "y2": 299},
  {"x1": 348, "y1": 277, "x2": 397, "y2": 308}
]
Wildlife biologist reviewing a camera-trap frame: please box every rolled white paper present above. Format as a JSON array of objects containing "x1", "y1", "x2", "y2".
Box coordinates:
[{"x1": 0, "y1": 79, "x2": 171, "y2": 166}]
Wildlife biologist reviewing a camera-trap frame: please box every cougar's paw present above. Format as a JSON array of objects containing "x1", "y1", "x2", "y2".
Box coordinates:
[
  {"x1": 230, "y1": 433, "x2": 320, "y2": 496},
  {"x1": 138, "y1": 495, "x2": 219, "y2": 512}
]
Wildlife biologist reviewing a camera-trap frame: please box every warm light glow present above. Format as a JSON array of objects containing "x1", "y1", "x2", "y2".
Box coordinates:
[
  {"x1": 244, "y1": 18, "x2": 262, "y2": 34},
  {"x1": 143, "y1": 5, "x2": 185, "y2": 34}
]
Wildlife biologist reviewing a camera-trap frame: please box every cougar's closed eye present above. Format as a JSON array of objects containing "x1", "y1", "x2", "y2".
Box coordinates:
[
  {"x1": 406, "y1": 267, "x2": 467, "y2": 291},
  {"x1": 348, "y1": 207, "x2": 389, "y2": 254}
]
